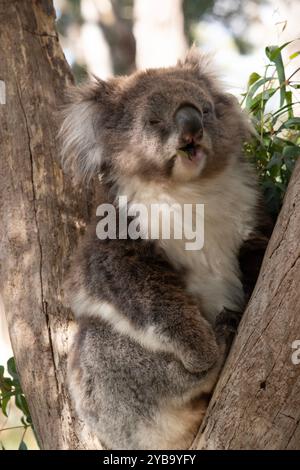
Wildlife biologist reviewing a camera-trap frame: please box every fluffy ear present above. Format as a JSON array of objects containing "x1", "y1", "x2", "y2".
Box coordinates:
[
  {"x1": 214, "y1": 92, "x2": 253, "y2": 140},
  {"x1": 178, "y1": 45, "x2": 213, "y2": 75},
  {"x1": 59, "y1": 78, "x2": 116, "y2": 181},
  {"x1": 214, "y1": 93, "x2": 239, "y2": 118}
]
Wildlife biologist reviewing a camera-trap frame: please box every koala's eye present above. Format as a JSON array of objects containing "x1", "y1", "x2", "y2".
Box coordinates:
[
  {"x1": 203, "y1": 104, "x2": 213, "y2": 115},
  {"x1": 148, "y1": 118, "x2": 162, "y2": 126}
]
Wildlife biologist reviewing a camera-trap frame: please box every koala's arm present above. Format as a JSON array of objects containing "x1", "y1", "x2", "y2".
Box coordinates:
[
  {"x1": 68, "y1": 231, "x2": 220, "y2": 374},
  {"x1": 239, "y1": 201, "x2": 273, "y2": 301}
]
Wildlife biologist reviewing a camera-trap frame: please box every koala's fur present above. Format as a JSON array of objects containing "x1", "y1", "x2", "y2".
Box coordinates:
[{"x1": 60, "y1": 50, "x2": 270, "y2": 450}]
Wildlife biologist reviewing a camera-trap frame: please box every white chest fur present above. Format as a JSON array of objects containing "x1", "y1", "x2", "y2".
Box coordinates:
[{"x1": 119, "y1": 163, "x2": 258, "y2": 323}]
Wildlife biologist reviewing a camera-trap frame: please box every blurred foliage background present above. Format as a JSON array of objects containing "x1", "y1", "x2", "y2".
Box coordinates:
[
  {"x1": 1, "y1": 0, "x2": 300, "y2": 450},
  {"x1": 54, "y1": 0, "x2": 299, "y2": 86},
  {"x1": 55, "y1": 0, "x2": 272, "y2": 78}
]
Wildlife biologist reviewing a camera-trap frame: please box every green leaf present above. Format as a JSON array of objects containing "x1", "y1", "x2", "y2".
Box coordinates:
[
  {"x1": 266, "y1": 46, "x2": 286, "y2": 107},
  {"x1": 1, "y1": 394, "x2": 10, "y2": 417},
  {"x1": 249, "y1": 88, "x2": 277, "y2": 112},
  {"x1": 267, "y1": 153, "x2": 282, "y2": 169},
  {"x1": 245, "y1": 77, "x2": 273, "y2": 109},
  {"x1": 285, "y1": 91, "x2": 294, "y2": 119},
  {"x1": 265, "y1": 41, "x2": 295, "y2": 61},
  {"x1": 21, "y1": 414, "x2": 32, "y2": 426},
  {"x1": 272, "y1": 102, "x2": 298, "y2": 119},
  {"x1": 280, "y1": 117, "x2": 300, "y2": 130},
  {"x1": 273, "y1": 136, "x2": 298, "y2": 147},
  {"x1": 15, "y1": 394, "x2": 30, "y2": 419},
  {"x1": 289, "y1": 51, "x2": 300, "y2": 60},
  {"x1": 248, "y1": 72, "x2": 261, "y2": 87},
  {"x1": 7, "y1": 357, "x2": 19, "y2": 382},
  {"x1": 282, "y1": 146, "x2": 300, "y2": 159},
  {"x1": 243, "y1": 41, "x2": 300, "y2": 217},
  {"x1": 0, "y1": 375, "x2": 13, "y2": 394},
  {"x1": 176, "y1": 149, "x2": 189, "y2": 159},
  {"x1": 18, "y1": 440, "x2": 28, "y2": 450}
]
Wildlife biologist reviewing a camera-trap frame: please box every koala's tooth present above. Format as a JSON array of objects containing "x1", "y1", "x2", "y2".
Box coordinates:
[{"x1": 177, "y1": 149, "x2": 189, "y2": 159}]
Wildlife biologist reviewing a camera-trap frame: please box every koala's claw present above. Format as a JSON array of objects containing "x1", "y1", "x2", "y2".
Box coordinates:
[
  {"x1": 175, "y1": 328, "x2": 220, "y2": 375},
  {"x1": 214, "y1": 308, "x2": 243, "y2": 343}
]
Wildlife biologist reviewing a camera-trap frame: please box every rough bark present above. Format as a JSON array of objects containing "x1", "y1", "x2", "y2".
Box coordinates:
[
  {"x1": 194, "y1": 157, "x2": 300, "y2": 450},
  {"x1": 0, "y1": 0, "x2": 98, "y2": 450},
  {"x1": 76, "y1": 0, "x2": 136, "y2": 78}
]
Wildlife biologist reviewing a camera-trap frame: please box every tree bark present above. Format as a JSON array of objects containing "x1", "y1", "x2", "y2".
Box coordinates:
[
  {"x1": 194, "y1": 157, "x2": 300, "y2": 450},
  {"x1": 0, "y1": 0, "x2": 99, "y2": 450},
  {"x1": 133, "y1": 0, "x2": 187, "y2": 69}
]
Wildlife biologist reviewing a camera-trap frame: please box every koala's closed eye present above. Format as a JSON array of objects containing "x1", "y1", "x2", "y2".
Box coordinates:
[
  {"x1": 202, "y1": 102, "x2": 214, "y2": 117},
  {"x1": 63, "y1": 47, "x2": 264, "y2": 451},
  {"x1": 148, "y1": 118, "x2": 163, "y2": 126}
]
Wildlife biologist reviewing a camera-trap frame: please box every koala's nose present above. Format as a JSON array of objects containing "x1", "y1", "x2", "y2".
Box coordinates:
[{"x1": 175, "y1": 105, "x2": 203, "y2": 143}]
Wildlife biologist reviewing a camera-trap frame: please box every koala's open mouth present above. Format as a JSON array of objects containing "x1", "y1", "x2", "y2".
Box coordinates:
[{"x1": 177, "y1": 142, "x2": 205, "y2": 163}]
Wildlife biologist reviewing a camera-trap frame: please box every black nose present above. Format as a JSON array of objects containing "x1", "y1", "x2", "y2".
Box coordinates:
[{"x1": 175, "y1": 105, "x2": 203, "y2": 143}]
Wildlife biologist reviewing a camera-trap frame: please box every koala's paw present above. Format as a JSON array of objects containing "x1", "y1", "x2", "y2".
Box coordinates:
[
  {"x1": 176, "y1": 327, "x2": 220, "y2": 375},
  {"x1": 214, "y1": 308, "x2": 243, "y2": 346}
]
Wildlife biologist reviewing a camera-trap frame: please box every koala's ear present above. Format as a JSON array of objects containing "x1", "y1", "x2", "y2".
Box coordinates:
[
  {"x1": 214, "y1": 92, "x2": 253, "y2": 139},
  {"x1": 214, "y1": 93, "x2": 239, "y2": 118},
  {"x1": 59, "y1": 78, "x2": 117, "y2": 181},
  {"x1": 178, "y1": 45, "x2": 212, "y2": 74}
]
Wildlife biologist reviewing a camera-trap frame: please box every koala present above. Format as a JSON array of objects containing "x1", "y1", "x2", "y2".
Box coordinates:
[{"x1": 60, "y1": 49, "x2": 270, "y2": 450}]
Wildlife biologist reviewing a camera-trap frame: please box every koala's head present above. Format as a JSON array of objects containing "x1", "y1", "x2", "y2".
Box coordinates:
[{"x1": 60, "y1": 49, "x2": 250, "y2": 188}]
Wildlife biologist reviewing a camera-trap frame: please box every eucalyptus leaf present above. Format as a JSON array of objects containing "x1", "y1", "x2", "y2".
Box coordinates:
[
  {"x1": 1, "y1": 394, "x2": 10, "y2": 417},
  {"x1": 265, "y1": 46, "x2": 286, "y2": 106},
  {"x1": 248, "y1": 72, "x2": 261, "y2": 87},
  {"x1": 282, "y1": 146, "x2": 300, "y2": 159},
  {"x1": 7, "y1": 357, "x2": 19, "y2": 381},
  {"x1": 285, "y1": 91, "x2": 294, "y2": 119},
  {"x1": 279, "y1": 117, "x2": 300, "y2": 131},
  {"x1": 18, "y1": 440, "x2": 28, "y2": 450},
  {"x1": 267, "y1": 153, "x2": 282, "y2": 169},
  {"x1": 245, "y1": 77, "x2": 273, "y2": 110},
  {"x1": 15, "y1": 393, "x2": 30, "y2": 419},
  {"x1": 242, "y1": 41, "x2": 300, "y2": 216},
  {"x1": 289, "y1": 51, "x2": 300, "y2": 60}
]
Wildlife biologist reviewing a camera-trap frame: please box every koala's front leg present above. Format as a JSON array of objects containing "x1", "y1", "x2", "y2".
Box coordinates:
[
  {"x1": 214, "y1": 308, "x2": 243, "y2": 356},
  {"x1": 160, "y1": 304, "x2": 219, "y2": 374},
  {"x1": 70, "y1": 236, "x2": 220, "y2": 375}
]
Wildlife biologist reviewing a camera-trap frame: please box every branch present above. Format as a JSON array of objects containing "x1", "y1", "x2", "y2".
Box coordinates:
[
  {"x1": 0, "y1": 0, "x2": 98, "y2": 449},
  {"x1": 194, "y1": 158, "x2": 300, "y2": 450}
]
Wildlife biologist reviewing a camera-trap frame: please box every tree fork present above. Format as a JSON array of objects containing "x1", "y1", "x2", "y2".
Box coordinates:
[
  {"x1": 0, "y1": 0, "x2": 98, "y2": 449},
  {"x1": 194, "y1": 157, "x2": 300, "y2": 450}
]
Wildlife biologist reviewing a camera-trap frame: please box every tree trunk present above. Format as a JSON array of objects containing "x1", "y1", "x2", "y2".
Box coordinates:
[
  {"x1": 1, "y1": 0, "x2": 300, "y2": 452},
  {"x1": 194, "y1": 157, "x2": 300, "y2": 450},
  {"x1": 0, "y1": 0, "x2": 99, "y2": 450},
  {"x1": 133, "y1": 0, "x2": 187, "y2": 69}
]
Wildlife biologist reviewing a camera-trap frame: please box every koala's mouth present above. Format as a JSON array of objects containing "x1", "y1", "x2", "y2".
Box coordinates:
[{"x1": 176, "y1": 142, "x2": 205, "y2": 164}]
